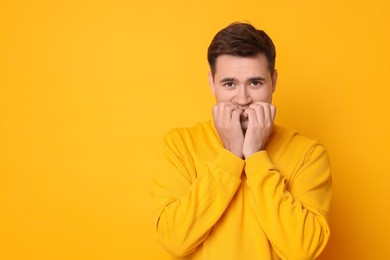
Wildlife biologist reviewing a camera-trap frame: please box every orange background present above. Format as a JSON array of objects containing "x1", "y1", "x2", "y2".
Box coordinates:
[{"x1": 1, "y1": 0, "x2": 389, "y2": 259}]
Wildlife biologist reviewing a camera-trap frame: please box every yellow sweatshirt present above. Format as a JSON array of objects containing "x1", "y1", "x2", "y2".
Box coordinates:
[{"x1": 152, "y1": 121, "x2": 332, "y2": 260}]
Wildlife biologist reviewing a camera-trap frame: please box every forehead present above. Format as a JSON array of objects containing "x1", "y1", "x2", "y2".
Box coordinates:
[{"x1": 214, "y1": 54, "x2": 270, "y2": 77}]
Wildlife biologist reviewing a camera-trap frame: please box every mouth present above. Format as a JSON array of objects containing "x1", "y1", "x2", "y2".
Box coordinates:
[{"x1": 239, "y1": 110, "x2": 247, "y2": 119}]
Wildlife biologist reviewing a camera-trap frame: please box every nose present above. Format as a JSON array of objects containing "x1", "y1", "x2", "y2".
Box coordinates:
[{"x1": 234, "y1": 87, "x2": 252, "y2": 107}]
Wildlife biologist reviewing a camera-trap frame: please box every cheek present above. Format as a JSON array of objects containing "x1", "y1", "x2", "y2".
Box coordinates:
[
  {"x1": 251, "y1": 89, "x2": 273, "y2": 103},
  {"x1": 215, "y1": 90, "x2": 234, "y2": 102}
]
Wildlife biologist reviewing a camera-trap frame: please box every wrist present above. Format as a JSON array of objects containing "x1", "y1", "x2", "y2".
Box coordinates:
[
  {"x1": 230, "y1": 148, "x2": 244, "y2": 159},
  {"x1": 243, "y1": 151, "x2": 253, "y2": 159},
  {"x1": 243, "y1": 145, "x2": 263, "y2": 159}
]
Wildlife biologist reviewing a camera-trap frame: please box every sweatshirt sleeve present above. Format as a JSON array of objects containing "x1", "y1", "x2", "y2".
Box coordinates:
[
  {"x1": 245, "y1": 142, "x2": 332, "y2": 260},
  {"x1": 151, "y1": 130, "x2": 244, "y2": 257}
]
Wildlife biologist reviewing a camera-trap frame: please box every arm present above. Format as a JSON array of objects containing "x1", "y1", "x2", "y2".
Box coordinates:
[
  {"x1": 245, "y1": 143, "x2": 332, "y2": 260},
  {"x1": 151, "y1": 130, "x2": 244, "y2": 257}
]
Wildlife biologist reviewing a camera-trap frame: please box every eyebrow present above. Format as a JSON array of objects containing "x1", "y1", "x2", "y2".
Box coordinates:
[
  {"x1": 247, "y1": 76, "x2": 266, "y2": 82},
  {"x1": 219, "y1": 76, "x2": 266, "y2": 84},
  {"x1": 220, "y1": 77, "x2": 236, "y2": 84}
]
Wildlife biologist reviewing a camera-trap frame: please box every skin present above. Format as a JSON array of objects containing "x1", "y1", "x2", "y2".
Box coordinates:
[{"x1": 209, "y1": 53, "x2": 278, "y2": 159}]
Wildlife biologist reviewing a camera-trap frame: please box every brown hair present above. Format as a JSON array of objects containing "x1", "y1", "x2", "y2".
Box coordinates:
[{"x1": 207, "y1": 22, "x2": 276, "y2": 76}]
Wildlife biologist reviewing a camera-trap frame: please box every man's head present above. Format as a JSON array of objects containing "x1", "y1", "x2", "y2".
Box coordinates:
[{"x1": 207, "y1": 22, "x2": 278, "y2": 130}]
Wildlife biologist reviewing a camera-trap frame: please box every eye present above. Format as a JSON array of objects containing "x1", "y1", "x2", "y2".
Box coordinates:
[
  {"x1": 250, "y1": 80, "x2": 264, "y2": 87},
  {"x1": 223, "y1": 82, "x2": 235, "y2": 88}
]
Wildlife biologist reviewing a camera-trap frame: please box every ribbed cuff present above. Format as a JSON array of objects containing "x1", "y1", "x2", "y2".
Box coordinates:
[
  {"x1": 212, "y1": 149, "x2": 245, "y2": 178},
  {"x1": 245, "y1": 151, "x2": 276, "y2": 176}
]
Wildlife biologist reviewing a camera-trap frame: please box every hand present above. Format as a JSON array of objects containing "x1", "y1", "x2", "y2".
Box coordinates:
[
  {"x1": 242, "y1": 102, "x2": 276, "y2": 159},
  {"x1": 212, "y1": 102, "x2": 245, "y2": 158}
]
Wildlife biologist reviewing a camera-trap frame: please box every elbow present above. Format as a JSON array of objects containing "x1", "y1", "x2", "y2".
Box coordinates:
[
  {"x1": 158, "y1": 234, "x2": 197, "y2": 257},
  {"x1": 286, "y1": 227, "x2": 331, "y2": 260},
  {"x1": 156, "y1": 223, "x2": 198, "y2": 257},
  {"x1": 274, "y1": 219, "x2": 330, "y2": 260},
  {"x1": 161, "y1": 243, "x2": 195, "y2": 258}
]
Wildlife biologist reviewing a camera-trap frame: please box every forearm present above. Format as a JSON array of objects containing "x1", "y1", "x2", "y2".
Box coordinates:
[
  {"x1": 245, "y1": 148, "x2": 332, "y2": 259},
  {"x1": 153, "y1": 149, "x2": 244, "y2": 257}
]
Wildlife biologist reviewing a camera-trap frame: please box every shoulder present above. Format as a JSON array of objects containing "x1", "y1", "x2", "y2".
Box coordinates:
[
  {"x1": 164, "y1": 121, "x2": 214, "y2": 139},
  {"x1": 270, "y1": 125, "x2": 323, "y2": 149},
  {"x1": 267, "y1": 125, "x2": 330, "y2": 182},
  {"x1": 162, "y1": 121, "x2": 216, "y2": 147},
  {"x1": 267, "y1": 125, "x2": 328, "y2": 165}
]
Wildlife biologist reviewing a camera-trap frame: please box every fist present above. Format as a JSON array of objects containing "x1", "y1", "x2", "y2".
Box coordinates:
[
  {"x1": 212, "y1": 102, "x2": 245, "y2": 158},
  {"x1": 242, "y1": 102, "x2": 276, "y2": 158}
]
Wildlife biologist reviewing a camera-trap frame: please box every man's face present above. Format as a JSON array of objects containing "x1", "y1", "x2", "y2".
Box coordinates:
[{"x1": 209, "y1": 53, "x2": 277, "y2": 129}]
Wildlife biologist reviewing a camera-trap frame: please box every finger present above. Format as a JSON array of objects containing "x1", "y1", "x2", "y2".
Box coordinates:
[
  {"x1": 231, "y1": 108, "x2": 242, "y2": 124},
  {"x1": 222, "y1": 104, "x2": 234, "y2": 125},
  {"x1": 249, "y1": 103, "x2": 264, "y2": 124},
  {"x1": 242, "y1": 108, "x2": 248, "y2": 119},
  {"x1": 245, "y1": 108, "x2": 257, "y2": 127},
  {"x1": 252, "y1": 103, "x2": 275, "y2": 124},
  {"x1": 215, "y1": 102, "x2": 238, "y2": 123},
  {"x1": 270, "y1": 104, "x2": 276, "y2": 121},
  {"x1": 214, "y1": 103, "x2": 228, "y2": 127},
  {"x1": 218, "y1": 103, "x2": 230, "y2": 123},
  {"x1": 262, "y1": 103, "x2": 271, "y2": 123},
  {"x1": 212, "y1": 104, "x2": 218, "y2": 119}
]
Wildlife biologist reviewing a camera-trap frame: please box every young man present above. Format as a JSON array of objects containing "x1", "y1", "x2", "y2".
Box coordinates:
[{"x1": 152, "y1": 22, "x2": 332, "y2": 260}]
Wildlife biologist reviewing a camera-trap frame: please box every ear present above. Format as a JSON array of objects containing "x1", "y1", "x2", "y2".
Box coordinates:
[
  {"x1": 208, "y1": 71, "x2": 215, "y2": 94},
  {"x1": 272, "y1": 69, "x2": 278, "y2": 93}
]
